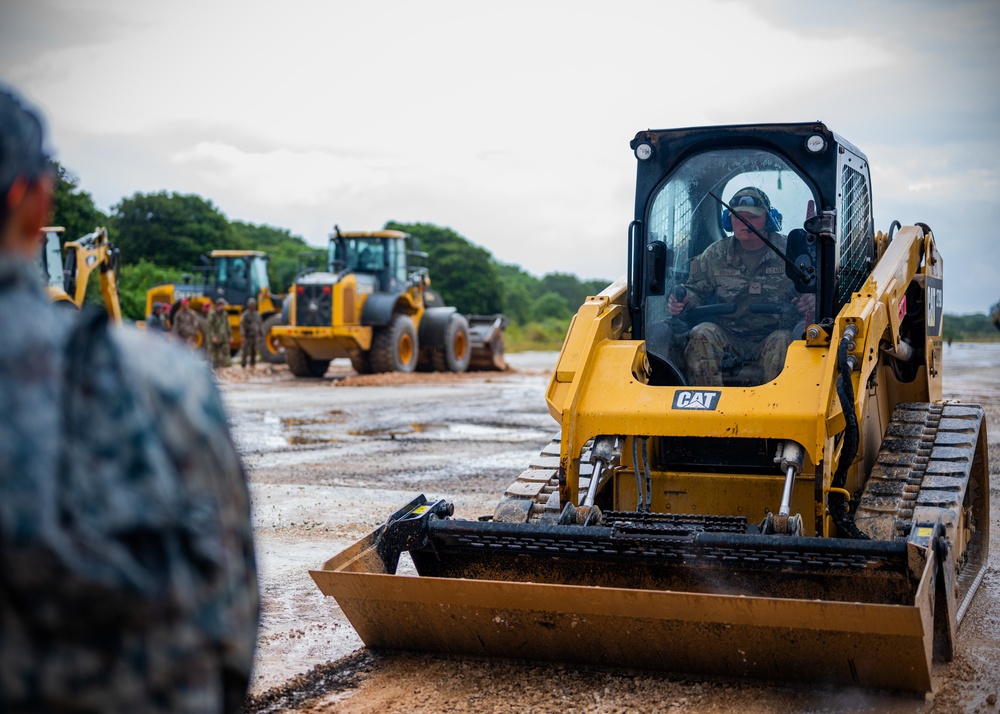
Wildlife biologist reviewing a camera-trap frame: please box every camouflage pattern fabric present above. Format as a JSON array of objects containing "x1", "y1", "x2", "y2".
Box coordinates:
[
  {"x1": 686, "y1": 322, "x2": 792, "y2": 386},
  {"x1": 145, "y1": 312, "x2": 167, "y2": 333},
  {"x1": 207, "y1": 309, "x2": 232, "y2": 368},
  {"x1": 239, "y1": 309, "x2": 263, "y2": 368},
  {"x1": 172, "y1": 305, "x2": 201, "y2": 342},
  {"x1": 0, "y1": 257, "x2": 258, "y2": 713},
  {"x1": 682, "y1": 235, "x2": 802, "y2": 385}
]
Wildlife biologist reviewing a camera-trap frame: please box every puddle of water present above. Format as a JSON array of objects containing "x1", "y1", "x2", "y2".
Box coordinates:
[
  {"x1": 349, "y1": 422, "x2": 450, "y2": 437},
  {"x1": 281, "y1": 411, "x2": 346, "y2": 429},
  {"x1": 287, "y1": 435, "x2": 342, "y2": 446},
  {"x1": 232, "y1": 411, "x2": 292, "y2": 452}
]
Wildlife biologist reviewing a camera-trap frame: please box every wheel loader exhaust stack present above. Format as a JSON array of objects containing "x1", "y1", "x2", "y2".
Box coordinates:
[{"x1": 310, "y1": 122, "x2": 989, "y2": 693}]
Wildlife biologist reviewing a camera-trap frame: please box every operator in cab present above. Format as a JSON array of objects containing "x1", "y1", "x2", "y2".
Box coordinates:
[{"x1": 668, "y1": 187, "x2": 814, "y2": 386}]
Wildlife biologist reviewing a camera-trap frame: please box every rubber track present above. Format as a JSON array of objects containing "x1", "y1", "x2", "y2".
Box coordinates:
[
  {"x1": 493, "y1": 436, "x2": 597, "y2": 523},
  {"x1": 855, "y1": 402, "x2": 987, "y2": 618}
]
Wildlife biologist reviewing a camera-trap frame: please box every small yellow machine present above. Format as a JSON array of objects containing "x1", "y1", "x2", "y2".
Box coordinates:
[
  {"x1": 310, "y1": 123, "x2": 989, "y2": 693},
  {"x1": 272, "y1": 229, "x2": 506, "y2": 377},
  {"x1": 38, "y1": 226, "x2": 122, "y2": 322},
  {"x1": 144, "y1": 250, "x2": 284, "y2": 359}
]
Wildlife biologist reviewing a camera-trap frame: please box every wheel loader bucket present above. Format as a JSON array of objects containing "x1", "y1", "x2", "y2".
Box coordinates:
[
  {"x1": 311, "y1": 498, "x2": 954, "y2": 693},
  {"x1": 465, "y1": 314, "x2": 508, "y2": 371}
]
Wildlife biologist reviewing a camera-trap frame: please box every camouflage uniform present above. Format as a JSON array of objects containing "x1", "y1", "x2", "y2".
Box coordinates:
[
  {"x1": 239, "y1": 307, "x2": 263, "y2": 369},
  {"x1": 0, "y1": 257, "x2": 258, "y2": 713},
  {"x1": 145, "y1": 305, "x2": 167, "y2": 333},
  {"x1": 171, "y1": 304, "x2": 200, "y2": 345},
  {"x1": 683, "y1": 235, "x2": 801, "y2": 386},
  {"x1": 207, "y1": 306, "x2": 232, "y2": 368}
]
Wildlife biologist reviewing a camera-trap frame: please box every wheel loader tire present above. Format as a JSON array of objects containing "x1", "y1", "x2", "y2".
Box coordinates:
[
  {"x1": 430, "y1": 313, "x2": 471, "y2": 373},
  {"x1": 350, "y1": 350, "x2": 373, "y2": 375},
  {"x1": 286, "y1": 346, "x2": 330, "y2": 378},
  {"x1": 260, "y1": 314, "x2": 286, "y2": 364},
  {"x1": 371, "y1": 314, "x2": 418, "y2": 373}
]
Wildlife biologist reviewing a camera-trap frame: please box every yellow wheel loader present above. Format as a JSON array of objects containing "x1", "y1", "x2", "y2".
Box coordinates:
[
  {"x1": 272, "y1": 228, "x2": 507, "y2": 377},
  {"x1": 144, "y1": 250, "x2": 285, "y2": 359},
  {"x1": 38, "y1": 226, "x2": 123, "y2": 323},
  {"x1": 309, "y1": 123, "x2": 989, "y2": 693}
]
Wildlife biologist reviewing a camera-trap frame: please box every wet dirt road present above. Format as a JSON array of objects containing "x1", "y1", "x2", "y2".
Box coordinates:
[{"x1": 222, "y1": 346, "x2": 1000, "y2": 714}]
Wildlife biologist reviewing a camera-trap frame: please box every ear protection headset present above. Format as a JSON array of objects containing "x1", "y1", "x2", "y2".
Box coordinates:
[{"x1": 721, "y1": 189, "x2": 782, "y2": 233}]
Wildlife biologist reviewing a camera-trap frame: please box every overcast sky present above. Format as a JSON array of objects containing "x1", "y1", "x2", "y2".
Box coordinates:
[{"x1": 2, "y1": 0, "x2": 998, "y2": 313}]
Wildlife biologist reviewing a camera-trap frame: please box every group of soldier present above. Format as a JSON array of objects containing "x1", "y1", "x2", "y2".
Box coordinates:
[{"x1": 144, "y1": 296, "x2": 265, "y2": 370}]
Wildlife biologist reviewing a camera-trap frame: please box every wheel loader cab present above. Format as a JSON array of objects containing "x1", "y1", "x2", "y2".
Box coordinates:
[
  {"x1": 634, "y1": 125, "x2": 874, "y2": 388},
  {"x1": 212, "y1": 253, "x2": 270, "y2": 307},
  {"x1": 330, "y1": 235, "x2": 409, "y2": 291}
]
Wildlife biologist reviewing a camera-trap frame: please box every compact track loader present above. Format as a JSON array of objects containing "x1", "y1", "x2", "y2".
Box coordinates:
[{"x1": 310, "y1": 123, "x2": 989, "y2": 693}]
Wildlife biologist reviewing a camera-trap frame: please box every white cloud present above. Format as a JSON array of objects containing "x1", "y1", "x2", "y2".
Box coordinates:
[{"x1": 3, "y1": 0, "x2": 997, "y2": 311}]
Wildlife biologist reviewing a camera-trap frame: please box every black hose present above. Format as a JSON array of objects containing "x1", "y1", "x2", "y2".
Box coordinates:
[
  {"x1": 830, "y1": 335, "x2": 869, "y2": 539},
  {"x1": 641, "y1": 437, "x2": 652, "y2": 513},
  {"x1": 632, "y1": 436, "x2": 645, "y2": 512}
]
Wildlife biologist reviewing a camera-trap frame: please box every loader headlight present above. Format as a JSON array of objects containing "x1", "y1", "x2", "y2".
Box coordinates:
[
  {"x1": 806, "y1": 134, "x2": 827, "y2": 153},
  {"x1": 634, "y1": 142, "x2": 653, "y2": 161}
]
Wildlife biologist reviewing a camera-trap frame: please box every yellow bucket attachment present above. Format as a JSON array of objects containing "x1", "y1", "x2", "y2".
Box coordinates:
[{"x1": 311, "y1": 498, "x2": 950, "y2": 693}]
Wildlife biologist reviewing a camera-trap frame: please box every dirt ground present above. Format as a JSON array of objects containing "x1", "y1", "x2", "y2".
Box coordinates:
[{"x1": 219, "y1": 346, "x2": 1000, "y2": 714}]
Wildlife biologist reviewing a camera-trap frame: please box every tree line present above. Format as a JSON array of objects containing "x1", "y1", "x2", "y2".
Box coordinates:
[{"x1": 52, "y1": 164, "x2": 611, "y2": 347}]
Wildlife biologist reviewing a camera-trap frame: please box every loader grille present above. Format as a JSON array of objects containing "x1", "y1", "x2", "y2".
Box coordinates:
[
  {"x1": 296, "y1": 285, "x2": 332, "y2": 327},
  {"x1": 836, "y1": 164, "x2": 873, "y2": 305}
]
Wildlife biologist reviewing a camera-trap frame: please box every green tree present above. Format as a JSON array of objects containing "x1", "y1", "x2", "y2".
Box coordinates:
[
  {"x1": 50, "y1": 162, "x2": 108, "y2": 240},
  {"x1": 496, "y1": 262, "x2": 540, "y2": 323},
  {"x1": 117, "y1": 258, "x2": 184, "y2": 321},
  {"x1": 385, "y1": 221, "x2": 504, "y2": 314},
  {"x1": 110, "y1": 191, "x2": 236, "y2": 270},
  {"x1": 943, "y1": 313, "x2": 999, "y2": 342},
  {"x1": 530, "y1": 291, "x2": 573, "y2": 322}
]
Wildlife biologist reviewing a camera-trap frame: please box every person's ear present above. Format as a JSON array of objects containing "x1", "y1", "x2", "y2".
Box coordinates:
[
  {"x1": 9, "y1": 173, "x2": 54, "y2": 240},
  {"x1": 4, "y1": 174, "x2": 52, "y2": 258}
]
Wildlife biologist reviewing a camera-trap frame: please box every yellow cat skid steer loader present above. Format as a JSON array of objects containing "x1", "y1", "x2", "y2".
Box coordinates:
[{"x1": 310, "y1": 123, "x2": 988, "y2": 693}]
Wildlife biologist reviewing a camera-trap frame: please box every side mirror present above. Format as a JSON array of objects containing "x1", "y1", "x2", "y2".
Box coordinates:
[
  {"x1": 645, "y1": 241, "x2": 672, "y2": 296},
  {"x1": 785, "y1": 228, "x2": 817, "y2": 293}
]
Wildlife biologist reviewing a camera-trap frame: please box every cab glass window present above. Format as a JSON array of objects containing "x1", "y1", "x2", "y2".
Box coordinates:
[{"x1": 643, "y1": 148, "x2": 817, "y2": 387}]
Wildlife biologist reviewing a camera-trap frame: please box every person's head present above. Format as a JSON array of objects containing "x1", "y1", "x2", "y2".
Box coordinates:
[
  {"x1": 246, "y1": 298, "x2": 257, "y2": 310},
  {"x1": 202, "y1": 302, "x2": 211, "y2": 313},
  {"x1": 152, "y1": 302, "x2": 162, "y2": 314},
  {"x1": 215, "y1": 298, "x2": 227, "y2": 311},
  {"x1": 727, "y1": 187, "x2": 773, "y2": 248},
  {"x1": 0, "y1": 87, "x2": 53, "y2": 260},
  {"x1": 180, "y1": 298, "x2": 189, "y2": 308}
]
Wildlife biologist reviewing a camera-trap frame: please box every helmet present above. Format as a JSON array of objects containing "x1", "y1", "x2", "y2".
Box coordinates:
[
  {"x1": 215, "y1": 298, "x2": 227, "y2": 306},
  {"x1": 247, "y1": 298, "x2": 257, "y2": 307}
]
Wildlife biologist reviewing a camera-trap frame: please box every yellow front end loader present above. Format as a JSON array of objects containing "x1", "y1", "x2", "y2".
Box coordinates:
[
  {"x1": 310, "y1": 123, "x2": 989, "y2": 693},
  {"x1": 38, "y1": 226, "x2": 123, "y2": 323}
]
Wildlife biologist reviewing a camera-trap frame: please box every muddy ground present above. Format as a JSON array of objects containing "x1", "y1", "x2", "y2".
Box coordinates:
[{"x1": 219, "y1": 346, "x2": 1000, "y2": 714}]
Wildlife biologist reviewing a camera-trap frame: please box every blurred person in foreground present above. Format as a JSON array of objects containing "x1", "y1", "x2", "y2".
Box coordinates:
[{"x1": 0, "y1": 86, "x2": 258, "y2": 713}]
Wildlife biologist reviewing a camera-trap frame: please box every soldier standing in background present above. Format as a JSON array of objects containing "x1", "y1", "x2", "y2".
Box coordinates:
[
  {"x1": 208, "y1": 298, "x2": 232, "y2": 368},
  {"x1": 171, "y1": 297, "x2": 200, "y2": 346},
  {"x1": 145, "y1": 302, "x2": 168, "y2": 332},
  {"x1": 239, "y1": 297, "x2": 263, "y2": 369},
  {"x1": 0, "y1": 86, "x2": 258, "y2": 713}
]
